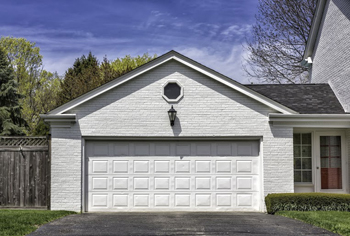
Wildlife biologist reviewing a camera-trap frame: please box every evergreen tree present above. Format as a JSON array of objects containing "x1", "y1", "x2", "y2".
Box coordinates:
[
  {"x1": 57, "y1": 52, "x2": 157, "y2": 106},
  {"x1": 100, "y1": 56, "x2": 119, "y2": 84},
  {"x1": 57, "y1": 52, "x2": 101, "y2": 106},
  {"x1": 0, "y1": 47, "x2": 26, "y2": 135},
  {"x1": 0, "y1": 36, "x2": 60, "y2": 135}
]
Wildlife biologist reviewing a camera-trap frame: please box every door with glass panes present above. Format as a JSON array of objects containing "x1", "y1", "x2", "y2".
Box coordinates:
[{"x1": 315, "y1": 131, "x2": 347, "y2": 193}]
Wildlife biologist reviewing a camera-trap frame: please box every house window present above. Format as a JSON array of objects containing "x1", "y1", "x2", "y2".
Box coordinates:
[
  {"x1": 162, "y1": 80, "x2": 184, "y2": 102},
  {"x1": 164, "y1": 83, "x2": 181, "y2": 99},
  {"x1": 293, "y1": 133, "x2": 312, "y2": 183}
]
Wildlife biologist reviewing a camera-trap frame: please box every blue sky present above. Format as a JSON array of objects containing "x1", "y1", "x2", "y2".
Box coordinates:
[{"x1": 0, "y1": 0, "x2": 258, "y2": 83}]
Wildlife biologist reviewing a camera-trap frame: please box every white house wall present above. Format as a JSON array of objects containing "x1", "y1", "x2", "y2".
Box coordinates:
[
  {"x1": 50, "y1": 60, "x2": 293, "y2": 211},
  {"x1": 347, "y1": 129, "x2": 350, "y2": 192},
  {"x1": 311, "y1": 0, "x2": 350, "y2": 112}
]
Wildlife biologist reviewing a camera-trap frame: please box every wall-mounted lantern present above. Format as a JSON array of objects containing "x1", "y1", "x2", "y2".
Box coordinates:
[{"x1": 167, "y1": 106, "x2": 177, "y2": 126}]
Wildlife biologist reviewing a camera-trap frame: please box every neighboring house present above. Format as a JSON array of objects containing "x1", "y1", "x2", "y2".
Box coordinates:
[
  {"x1": 41, "y1": 49, "x2": 350, "y2": 212},
  {"x1": 303, "y1": 0, "x2": 350, "y2": 111}
]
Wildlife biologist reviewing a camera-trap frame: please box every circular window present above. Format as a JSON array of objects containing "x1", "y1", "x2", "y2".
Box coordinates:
[{"x1": 162, "y1": 80, "x2": 184, "y2": 102}]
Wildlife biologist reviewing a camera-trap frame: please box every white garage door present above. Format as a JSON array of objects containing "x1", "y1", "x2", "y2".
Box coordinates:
[{"x1": 85, "y1": 140, "x2": 261, "y2": 212}]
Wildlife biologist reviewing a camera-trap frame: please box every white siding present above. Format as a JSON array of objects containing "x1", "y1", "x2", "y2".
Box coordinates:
[{"x1": 311, "y1": 0, "x2": 350, "y2": 112}]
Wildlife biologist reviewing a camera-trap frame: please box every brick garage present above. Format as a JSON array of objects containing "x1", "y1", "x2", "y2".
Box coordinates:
[{"x1": 41, "y1": 51, "x2": 350, "y2": 212}]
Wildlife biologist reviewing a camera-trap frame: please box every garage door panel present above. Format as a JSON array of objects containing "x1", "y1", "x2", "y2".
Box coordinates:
[
  {"x1": 87, "y1": 140, "x2": 260, "y2": 211},
  {"x1": 89, "y1": 192, "x2": 261, "y2": 211},
  {"x1": 113, "y1": 161, "x2": 128, "y2": 173}
]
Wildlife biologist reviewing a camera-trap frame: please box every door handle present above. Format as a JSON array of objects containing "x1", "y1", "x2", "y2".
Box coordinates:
[{"x1": 316, "y1": 166, "x2": 319, "y2": 169}]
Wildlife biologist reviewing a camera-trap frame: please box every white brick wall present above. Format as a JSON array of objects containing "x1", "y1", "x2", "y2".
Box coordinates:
[
  {"x1": 51, "y1": 60, "x2": 293, "y2": 211},
  {"x1": 347, "y1": 129, "x2": 350, "y2": 193},
  {"x1": 311, "y1": 0, "x2": 350, "y2": 112},
  {"x1": 50, "y1": 126, "x2": 82, "y2": 211}
]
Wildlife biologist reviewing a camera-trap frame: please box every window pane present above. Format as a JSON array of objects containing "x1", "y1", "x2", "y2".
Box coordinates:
[
  {"x1": 302, "y1": 171, "x2": 312, "y2": 182},
  {"x1": 302, "y1": 158, "x2": 312, "y2": 169},
  {"x1": 320, "y1": 146, "x2": 329, "y2": 157},
  {"x1": 320, "y1": 136, "x2": 329, "y2": 145},
  {"x1": 302, "y1": 133, "x2": 311, "y2": 145},
  {"x1": 164, "y1": 83, "x2": 181, "y2": 99},
  {"x1": 330, "y1": 146, "x2": 341, "y2": 157},
  {"x1": 330, "y1": 136, "x2": 341, "y2": 145},
  {"x1": 294, "y1": 145, "x2": 301, "y2": 157},
  {"x1": 293, "y1": 133, "x2": 301, "y2": 145},
  {"x1": 294, "y1": 158, "x2": 301, "y2": 169},
  {"x1": 302, "y1": 146, "x2": 311, "y2": 157},
  {"x1": 321, "y1": 158, "x2": 329, "y2": 168},
  {"x1": 294, "y1": 171, "x2": 301, "y2": 182},
  {"x1": 330, "y1": 157, "x2": 341, "y2": 168}
]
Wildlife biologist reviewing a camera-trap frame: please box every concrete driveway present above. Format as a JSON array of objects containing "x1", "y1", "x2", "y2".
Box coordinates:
[{"x1": 29, "y1": 212, "x2": 337, "y2": 236}]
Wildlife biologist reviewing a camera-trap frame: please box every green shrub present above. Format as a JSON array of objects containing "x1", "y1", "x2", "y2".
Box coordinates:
[{"x1": 265, "y1": 193, "x2": 350, "y2": 214}]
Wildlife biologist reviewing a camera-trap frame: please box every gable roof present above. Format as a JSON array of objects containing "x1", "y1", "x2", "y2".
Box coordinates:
[
  {"x1": 246, "y1": 84, "x2": 345, "y2": 114},
  {"x1": 48, "y1": 50, "x2": 297, "y2": 115},
  {"x1": 302, "y1": 0, "x2": 327, "y2": 67}
]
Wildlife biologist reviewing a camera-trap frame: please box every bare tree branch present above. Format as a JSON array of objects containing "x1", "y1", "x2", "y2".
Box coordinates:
[{"x1": 244, "y1": 0, "x2": 316, "y2": 84}]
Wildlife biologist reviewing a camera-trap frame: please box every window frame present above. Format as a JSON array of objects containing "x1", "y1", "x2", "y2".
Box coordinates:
[
  {"x1": 293, "y1": 132, "x2": 313, "y2": 184},
  {"x1": 162, "y1": 80, "x2": 184, "y2": 102}
]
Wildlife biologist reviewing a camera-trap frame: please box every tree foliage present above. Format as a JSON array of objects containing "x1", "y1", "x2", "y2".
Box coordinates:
[
  {"x1": 58, "y1": 53, "x2": 156, "y2": 106},
  {"x1": 0, "y1": 36, "x2": 60, "y2": 135},
  {"x1": 244, "y1": 0, "x2": 317, "y2": 84},
  {"x1": 57, "y1": 52, "x2": 101, "y2": 106},
  {"x1": 0, "y1": 47, "x2": 26, "y2": 135},
  {"x1": 110, "y1": 53, "x2": 156, "y2": 79}
]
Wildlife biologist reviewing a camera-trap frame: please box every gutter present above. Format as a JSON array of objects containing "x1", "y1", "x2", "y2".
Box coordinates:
[
  {"x1": 40, "y1": 114, "x2": 76, "y2": 128},
  {"x1": 269, "y1": 113, "x2": 350, "y2": 128},
  {"x1": 302, "y1": 0, "x2": 327, "y2": 68}
]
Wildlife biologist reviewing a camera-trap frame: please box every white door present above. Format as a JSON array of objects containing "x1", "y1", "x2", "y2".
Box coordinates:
[{"x1": 86, "y1": 140, "x2": 261, "y2": 212}]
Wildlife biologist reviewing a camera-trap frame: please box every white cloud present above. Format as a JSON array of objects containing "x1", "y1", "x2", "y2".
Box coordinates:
[
  {"x1": 0, "y1": 25, "x2": 132, "y2": 50},
  {"x1": 220, "y1": 24, "x2": 252, "y2": 41},
  {"x1": 175, "y1": 45, "x2": 257, "y2": 84}
]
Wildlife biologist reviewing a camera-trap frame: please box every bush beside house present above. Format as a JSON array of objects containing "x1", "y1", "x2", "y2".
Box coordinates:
[{"x1": 266, "y1": 193, "x2": 350, "y2": 214}]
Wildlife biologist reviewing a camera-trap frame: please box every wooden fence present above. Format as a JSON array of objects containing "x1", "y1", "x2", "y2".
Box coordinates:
[{"x1": 0, "y1": 136, "x2": 50, "y2": 209}]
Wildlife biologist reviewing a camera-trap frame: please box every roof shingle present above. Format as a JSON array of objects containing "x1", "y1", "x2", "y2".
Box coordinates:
[{"x1": 245, "y1": 84, "x2": 345, "y2": 114}]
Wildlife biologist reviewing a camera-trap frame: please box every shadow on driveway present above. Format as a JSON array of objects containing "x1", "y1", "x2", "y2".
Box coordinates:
[{"x1": 29, "y1": 212, "x2": 337, "y2": 235}]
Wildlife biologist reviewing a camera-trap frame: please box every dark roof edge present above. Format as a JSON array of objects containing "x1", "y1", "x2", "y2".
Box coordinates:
[
  {"x1": 302, "y1": 0, "x2": 327, "y2": 67},
  {"x1": 244, "y1": 83, "x2": 329, "y2": 86}
]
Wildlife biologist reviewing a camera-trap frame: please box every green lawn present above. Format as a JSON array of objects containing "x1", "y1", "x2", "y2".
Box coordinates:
[
  {"x1": 0, "y1": 209, "x2": 76, "y2": 236},
  {"x1": 276, "y1": 211, "x2": 350, "y2": 236}
]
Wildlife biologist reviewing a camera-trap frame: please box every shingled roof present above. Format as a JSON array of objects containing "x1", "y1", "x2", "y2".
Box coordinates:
[{"x1": 245, "y1": 84, "x2": 345, "y2": 114}]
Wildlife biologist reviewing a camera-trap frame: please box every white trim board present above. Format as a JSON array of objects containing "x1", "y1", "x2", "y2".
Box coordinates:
[
  {"x1": 47, "y1": 51, "x2": 296, "y2": 115},
  {"x1": 269, "y1": 113, "x2": 350, "y2": 128},
  {"x1": 39, "y1": 114, "x2": 76, "y2": 128}
]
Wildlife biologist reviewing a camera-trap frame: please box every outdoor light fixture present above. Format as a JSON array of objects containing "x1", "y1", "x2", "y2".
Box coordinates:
[{"x1": 168, "y1": 105, "x2": 177, "y2": 126}]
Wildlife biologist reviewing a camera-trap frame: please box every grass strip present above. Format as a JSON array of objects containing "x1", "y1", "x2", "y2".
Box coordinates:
[
  {"x1": 0, "y1": 209, "x2": 76, "y2": 236},
  {"x1": 276, "y1": 211, "x2": 350, "y2": 236}
]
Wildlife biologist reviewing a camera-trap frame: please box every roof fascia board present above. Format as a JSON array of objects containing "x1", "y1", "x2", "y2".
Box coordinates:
[
  {"x1": 83, "y1": 136, "x2": 262, "y2": 141},
  {"x1": 302, "y1": 0, "x2": 327, "y2": 67},
  {"x1": 49, "y1": 51, "x2": 296, "y2": 115},
  {"x1": 269, "y1": 113, "x2": 350, "y2": 127},
  {"x1": 40, "y1": 114, "x2": 76, "y2": 128}
]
